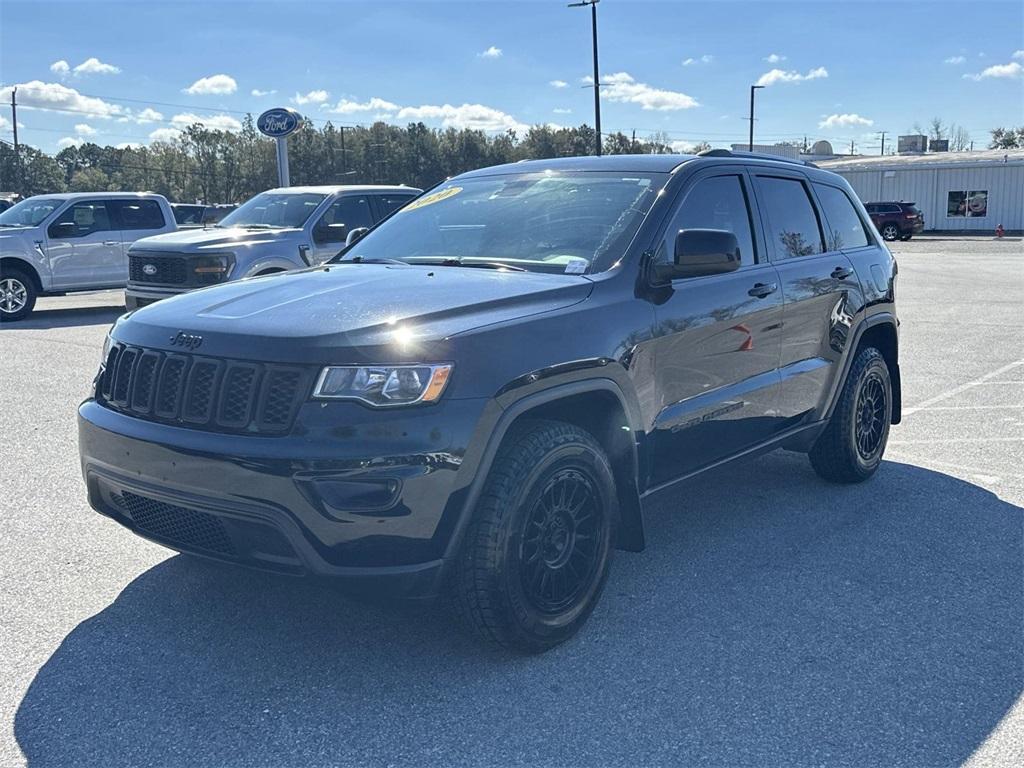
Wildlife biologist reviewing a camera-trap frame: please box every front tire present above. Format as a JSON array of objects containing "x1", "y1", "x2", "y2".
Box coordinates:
[
  {"x1": 880, "y1": 223, "x2": 900, "y2": 241},
  {"x1": 810, "y1": 347, "x2": 892, "y2": 483},
  {"x1": 0, "y1": 268, "x2": 37, "y2": 322},
  {"x1": 452, "y1": 420, "x2": 617, "y2": 653}
]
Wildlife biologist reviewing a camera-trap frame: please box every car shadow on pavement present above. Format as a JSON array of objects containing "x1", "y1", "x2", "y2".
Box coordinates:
[
  {"x1": 2, "y1": 306, "x2": 124, "y2": 331},
  {"x1": 14, "y1": 452, "x2": 1023, "y2": 767}
]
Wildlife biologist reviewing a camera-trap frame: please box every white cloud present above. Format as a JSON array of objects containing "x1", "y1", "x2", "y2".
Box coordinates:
[
  {"x1": 585, "y1": 71, "x2": 699, "y2": 110},
  {"x1": 963, "y1": 61, "x2": 1023, "y2": 80},
  {"x1": 251, "y1": 88, "x2": 276, "y2": 96},
  {"x1": 292, "y1": 89, "x2": 330, "y2": 105},
  {"x1": 549, "y1": 80, "x2": 569, "y2": 89},
  {"x1": 134, "y1": 107, "x2": 163, "y2": 124},
  {"x1": 819, "y1": 113, "x2": 874, "y2": 129},
  {"x1": 0, "y1": 80, "x2": 124, "y2": 118},
  {"x1": 479, "y1": 46, "x2": 502, "y2": 59},
  {"x1": 328, "y1": 96, "x2": 400, "y2": 115},
  {"x1": 0, "y1": 115, "x2": 22, "y2": 131},
  {"x1": 74, "y1": 123, "x2": 97, "y2": 136},
  {"x1": 183, "y1": 74, "x2": 237, "y2": 95},
  {"x1": 396, "y1": 102, "x2": 527, "y2": 133},
  {"x1": 73, "y1": 57, "x2": 120, "y2": 76},
  {"x1": 50, "y1": 60, "x2": 70, "y2": 75},
  {"x1": 1014, "y1": 50, "x2": 1024, "y2": 60},
  {"x1": 115, "y1": 142, "x2": 143, "y2": 150},
  {"x1": 682, "y1": 54, "x2": 713, "y2": 66},
  {"x1": 170, "y1": 112, "x2": 242, "y2": 131},
  {"x1": 57, "y1": 136, "x2": 85, "y2": 149},
  {"x1": 552, "y1": 107, "x2": 572, "y2": 114},
  {"x1": 756, "y1": 66, "x2": 828, "y2": 86},
  {"x1": 148, "y1": 127, "x2": 181, "y2": 143},
  {"x1": 944, "y1": 55, "x2": 966, "y2": 64},
  {"x1": 764, "y1": 53, "x2": 787, "y2": 63}
]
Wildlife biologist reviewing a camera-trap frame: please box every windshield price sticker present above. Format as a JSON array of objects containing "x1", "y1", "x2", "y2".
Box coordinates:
[
  {"x1": 402, "y1": 187, "x2": 462, "y2": 212},
  {"x1": 564, "y1": 258, "x2": 588, "y2": 274}
]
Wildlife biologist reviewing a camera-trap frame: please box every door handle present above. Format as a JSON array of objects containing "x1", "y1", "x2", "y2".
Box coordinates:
[
  {"x1": 831, "y1": 266, "x2": 853, "y2": 280},
  {"x1": 103, "y1": 240, "x2": 120, "y2": 246},
  {"x1": 748, "y1": 282, "x2": 778, "y2": 298}
]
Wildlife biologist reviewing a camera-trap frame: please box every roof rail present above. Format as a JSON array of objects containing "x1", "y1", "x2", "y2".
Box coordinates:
[{"x1": 697, "y1": 148, "x2": 818, "y2": 168}]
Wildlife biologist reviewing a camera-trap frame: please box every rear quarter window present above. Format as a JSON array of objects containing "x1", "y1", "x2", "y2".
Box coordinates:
[{"x1": 813, "y1": 183, "x2": 871, "y2": 250}]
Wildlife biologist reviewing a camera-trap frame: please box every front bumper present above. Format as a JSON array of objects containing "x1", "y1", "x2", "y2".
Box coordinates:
[
  {"x1": 78, "y1": 396, "x2": 490, "y2": 597},
  {"x1": 125, "y1": 284, "x2": 189, "y2": 310}
]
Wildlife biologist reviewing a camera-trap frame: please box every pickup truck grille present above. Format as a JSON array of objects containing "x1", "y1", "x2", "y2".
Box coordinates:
[
  {"x1": 97, "y1": 343, "x2": 311, "y2": 435},
  {"x1": 129, "y1": 253, "x2": 189, "y2": 285}
]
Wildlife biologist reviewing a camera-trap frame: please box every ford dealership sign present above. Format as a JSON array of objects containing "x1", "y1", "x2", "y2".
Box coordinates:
[{"x1": 257, "y1": 108, "x2": 302, "y2": 138}]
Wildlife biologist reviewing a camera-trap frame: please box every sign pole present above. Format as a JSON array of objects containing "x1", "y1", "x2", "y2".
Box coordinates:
[
  {"x1": 275, "y1": 136, "x2": 290, "y2": 187},
  {"x1": 257, "y1": 107, "x2": 302, "y2": 188}
]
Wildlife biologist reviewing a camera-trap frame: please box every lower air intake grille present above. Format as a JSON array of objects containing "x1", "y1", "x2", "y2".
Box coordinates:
[{"x1": 117, "y1": 491, "x2": 235, "y2": 556}]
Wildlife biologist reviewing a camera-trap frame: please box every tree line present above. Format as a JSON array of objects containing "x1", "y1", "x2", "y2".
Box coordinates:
[
  {"x1": 2, "y1": 116, "x2": 1020, "y2": 203},
  {"x1": 0, "y1": 117, "x2": 683, "y2": 203}
]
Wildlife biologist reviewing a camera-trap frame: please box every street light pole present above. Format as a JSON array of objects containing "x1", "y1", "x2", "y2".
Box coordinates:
[
  {"x1": 569, "y1": 0, "x2": 602, "y2": 156},
  {"x1": 748, "y1": 84, "x2": 764, "y2": 151}
]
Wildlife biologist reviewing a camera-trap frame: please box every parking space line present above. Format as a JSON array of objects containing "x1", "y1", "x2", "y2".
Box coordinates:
[
  {"x1": 903, "y1": 360, "x2": 1024, "y2": 416},
  {"x1": 913, "y1": 405, "x2": 1024, "y2": 411},
  {"x1": 890, "y1": 438, "x2": 1023, "y2": 444}
]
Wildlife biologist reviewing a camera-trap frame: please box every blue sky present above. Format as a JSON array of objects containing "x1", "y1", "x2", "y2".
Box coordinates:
[{"x1": 1, "y1": 0, "x2": 1022, "y2": 155}]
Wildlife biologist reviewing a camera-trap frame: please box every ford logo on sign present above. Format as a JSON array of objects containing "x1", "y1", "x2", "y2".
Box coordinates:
[{"x1": 257, "y1": 108, "x2": 301, "y2": 138}]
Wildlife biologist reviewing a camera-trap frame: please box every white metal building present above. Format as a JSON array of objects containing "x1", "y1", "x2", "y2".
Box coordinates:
[{"x1": 817, "y1": 149, "x2": 1024, "y2": 232}]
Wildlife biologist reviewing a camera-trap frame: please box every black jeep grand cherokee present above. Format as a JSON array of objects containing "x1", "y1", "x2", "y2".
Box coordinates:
[{"x1": 79, "y1": 152, "x2": 901, "y2": 653}]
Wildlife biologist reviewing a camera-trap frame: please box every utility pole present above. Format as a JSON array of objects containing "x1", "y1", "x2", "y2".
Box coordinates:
[
  {"x1": 877, "y1": 130, "x2": 887, "y2": 156},
  {"x1": 10, "y1": 87, "x2": 21, "y2": 194},
  {"x1": 569, "y1": 0, "x2": 602, "y2": 156},
  {"x1": 339, "y1": 125, "x2": 347, "y2": 176},
  {"x1": 748, "y1": 84, "x2": 765, "y2": 151},
  {"x1": 849, "y1": 138, "x2": 856, "y2": 155}
]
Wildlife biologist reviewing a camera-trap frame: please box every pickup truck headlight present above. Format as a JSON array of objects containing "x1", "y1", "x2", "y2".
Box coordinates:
[
  {"x1": 192, "y1": 253, "x2": 235, "y2": 285},
  {"x1": 313, "y1": 364, "x2": 452, "y2": 406}
]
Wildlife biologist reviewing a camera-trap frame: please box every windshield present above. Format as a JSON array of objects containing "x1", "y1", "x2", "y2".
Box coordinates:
[
  {"x1": 0, "y1": 197, "x2": 63, "y2": 228},
  {"x1": 217, "y1": 192, "x2": 327, "y2": 229},
  {"x1": 336, "y1": 171, "x2": 664, "y2": 274}
]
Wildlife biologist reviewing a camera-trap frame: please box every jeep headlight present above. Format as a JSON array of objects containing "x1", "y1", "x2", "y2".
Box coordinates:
[{"x1": 313, "y1": 364, "x2": 452, "y2": 406}]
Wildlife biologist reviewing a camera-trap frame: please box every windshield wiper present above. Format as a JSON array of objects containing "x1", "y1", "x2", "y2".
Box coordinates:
[
  {"x1": 344, "y1": 256, "x2": 407, "y2": 265},
  {"x1": 429, "y1": 258, "x2": 527, "y2": 272}
]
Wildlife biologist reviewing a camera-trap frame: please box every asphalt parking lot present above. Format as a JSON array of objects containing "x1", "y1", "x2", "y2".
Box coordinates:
[{"x1": 1, "y1": 235, "x2": 1021, "y2": 768}]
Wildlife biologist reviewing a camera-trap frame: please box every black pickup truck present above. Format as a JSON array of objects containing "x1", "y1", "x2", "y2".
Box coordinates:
[{"x1": 79, "y1": 151, "x2": 900, "y2": 653}]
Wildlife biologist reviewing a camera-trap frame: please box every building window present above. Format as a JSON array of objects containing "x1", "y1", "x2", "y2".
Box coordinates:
[{"x1": 947, "y1": 190, "x2": 988, "y2": 218}]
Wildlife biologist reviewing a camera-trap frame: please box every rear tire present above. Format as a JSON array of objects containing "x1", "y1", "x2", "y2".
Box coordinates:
[
  {"x1": 452, "y1": 420, "x2": 617, "y2": 653},
  {"x1": 880, "y1": 223, "x2": 900, "y2": 241},
  {"x1": 0, "y1": 268, "x2": 37, "y2": 322},
  {"x1": 810, "y1": 347, "x2": 892, "y2": 483}
]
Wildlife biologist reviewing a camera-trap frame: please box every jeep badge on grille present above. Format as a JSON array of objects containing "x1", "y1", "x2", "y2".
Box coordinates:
[{"x1": 169, "y1": 331, "x2": 203, "y2": 350}]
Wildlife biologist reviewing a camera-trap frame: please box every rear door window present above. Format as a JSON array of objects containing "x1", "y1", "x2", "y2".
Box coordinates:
[
  {"x1": 813, "y1": 183, "x2": 871, "y2": 250},
  {"x1": 113, "y1": 199, "x2": 166, "y2": 230},
  {"x1": 375, "y1": 194, "x2": 417, "y2": 219},
  {"x1": 754, "y1": 176, "x2": 824, "y2": 259},
  {"x1": 319, "y1": 195, "x2": 374, "y2": 230}
]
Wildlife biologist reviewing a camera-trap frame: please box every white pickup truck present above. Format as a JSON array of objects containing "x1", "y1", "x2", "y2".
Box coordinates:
[{"x1": 0, "y1": 192, "x2": 177, "y2": 321}]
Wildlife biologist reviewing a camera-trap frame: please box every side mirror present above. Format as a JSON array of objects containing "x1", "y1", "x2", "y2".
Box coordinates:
[
  {"x1": 48, "y1": 221, "x2": 78, "y2": 239},
  {"x1": 345, "y1": 227, "x2": 369, "y2": 247},
  {"x1": 655, "y1": 229, "x2": 741, "y2": 282},
  {"x1": 314, "y1": 222, "x2": 348, "y2": 243}
]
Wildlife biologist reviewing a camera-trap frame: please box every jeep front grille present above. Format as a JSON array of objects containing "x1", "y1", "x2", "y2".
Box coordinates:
[{"x1": 98, "y1": 343, "x2": 310, "y2": 435}]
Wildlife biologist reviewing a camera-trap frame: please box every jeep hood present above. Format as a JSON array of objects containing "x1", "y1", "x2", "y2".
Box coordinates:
[
  {"x1": 114, "y1": 264, "x2": 593, "y2": 363},
  {"x1": 131, "y1": 226, "x2": 300, "y2": 252}
]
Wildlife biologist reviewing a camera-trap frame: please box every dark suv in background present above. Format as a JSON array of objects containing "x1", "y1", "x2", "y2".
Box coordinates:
[
  {"x1": 865, "y1": 201, "x2": 924, "y2": 241},
  {"x1": 79, "y1": 151, "x2": 901, "y2": 653}
]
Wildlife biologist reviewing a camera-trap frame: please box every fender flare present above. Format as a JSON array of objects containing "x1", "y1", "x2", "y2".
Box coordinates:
[
  {"x1": 244, "y1": 257, "x2": 301, "y2": 277},
  {"x1": 824, "y1": 311, "x2": 901, "y2": 422},
  {"x1": 440, "y1": 378, "x2": 646, "y2": 566}
]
